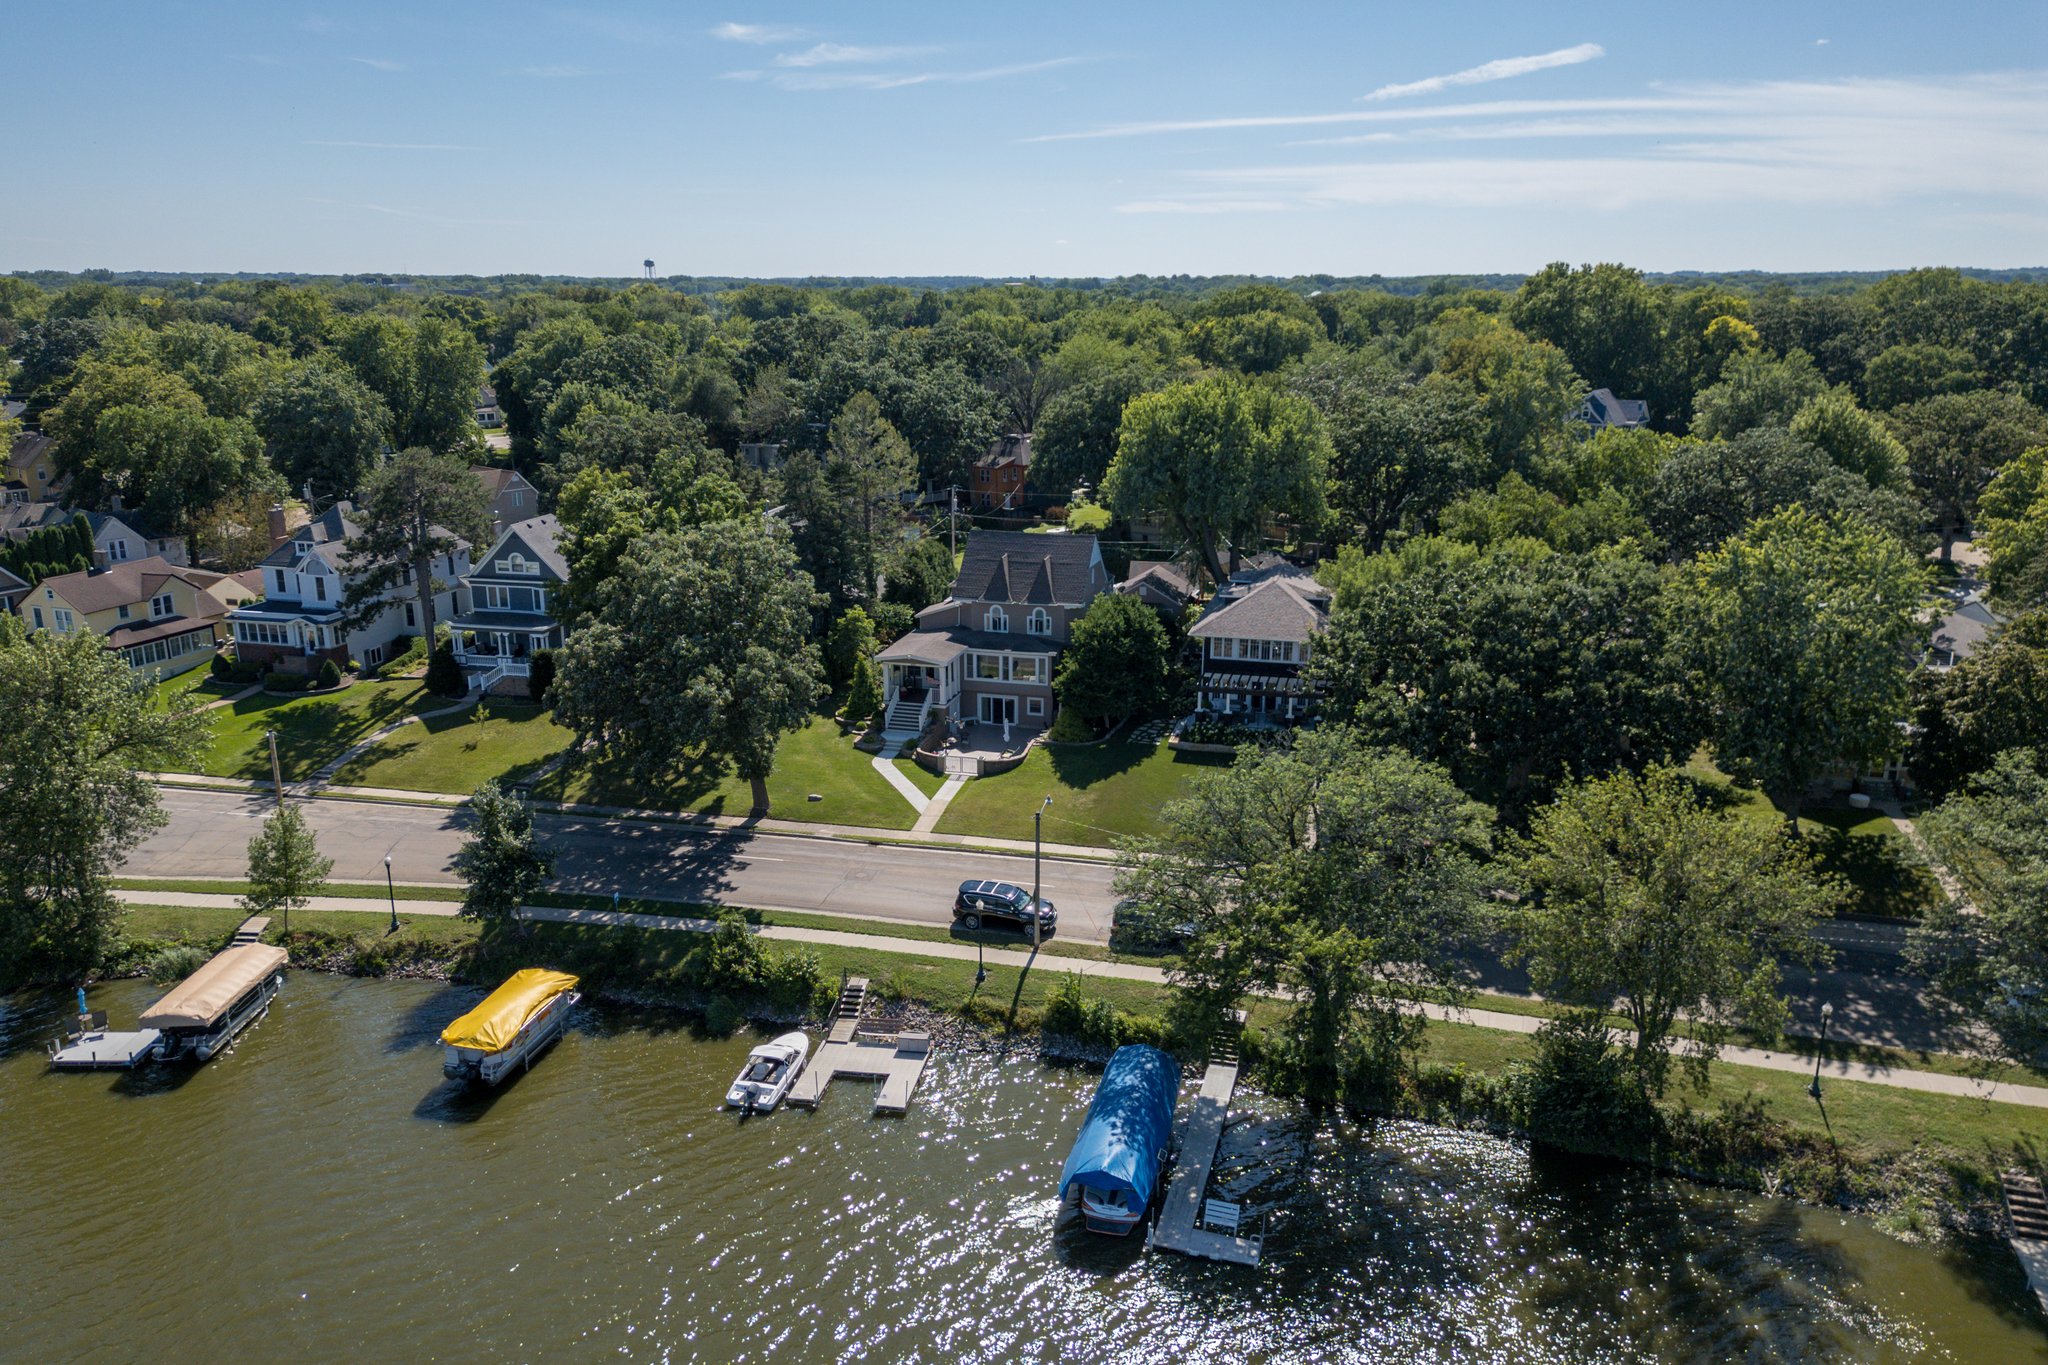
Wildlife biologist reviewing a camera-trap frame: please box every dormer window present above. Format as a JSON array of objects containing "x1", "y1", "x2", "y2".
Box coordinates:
[
  {"x1": 150, "y1": 592, "x2": 174, "y2": 619},
  {"x1": 1026, "y1": 608, "x2": 1051, "y2": 636},
  {"x1": 985, "y1": 605, "x2": 1008, "y2": 633}
]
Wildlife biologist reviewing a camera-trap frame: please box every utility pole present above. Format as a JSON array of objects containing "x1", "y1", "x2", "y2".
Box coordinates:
[
  {"x1": 948, "y1": 485, "x2": 960, "y2": 560},
  {"x1": 267, "y1": 729, "x2": 284, "y2": 806},
  {"x1": 1031, "y1": 794, "x2": 1051, "y2": 949}
]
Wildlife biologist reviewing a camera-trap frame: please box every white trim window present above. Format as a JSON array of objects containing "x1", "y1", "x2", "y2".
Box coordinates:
[
  {"x1": 1027, "y1": 696, "x2": 1045, "y2": 717},
  {"x1": 1026, "y1": 607, "x2": 1051, "y2": 636},
  {"x1": 150, "y1": 592, "x2": 174, "y2": 619},
  {"x1": 985, "y1": 605, "x2": 1008, "y2": 633},
  {"x1": 480, "y1": 584, "x2": 512, "y2": 611},
  {"x1": 107, "y1": 538, "x2": 130, "y2": 561},
  {"x1": 53, "y1": 608, "x2": 74, "y2": 632}
]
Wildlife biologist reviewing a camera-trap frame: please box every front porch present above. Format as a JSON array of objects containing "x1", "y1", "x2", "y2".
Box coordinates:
[
  {"x1": 875, "y1": 634, "x2": 967, "y2": 740},
  {"x1": 451, "y1": 614, "x2": 561, "y2": 693}
]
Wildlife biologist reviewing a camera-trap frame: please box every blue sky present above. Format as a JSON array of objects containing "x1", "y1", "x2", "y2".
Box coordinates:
[{"x1": 4, "y1": 1, "x2": 2046, "y2": 277}]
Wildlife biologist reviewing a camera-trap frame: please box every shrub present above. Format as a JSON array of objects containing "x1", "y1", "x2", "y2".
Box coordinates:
[
  {"x1": 145, "y1": 943, "x2": 210, "y2": 986},
  {"x1": 527, "y1": 648, "x2": 556, "y2": 704},
  {"x1": 424, "y1": 641, "x2": 466, "y2": 696},
  {"x1": 315, "y1": 658, "x2": 343, "y2": 690},
  {"x1": 264, "y1": 671, "x2": 316, "y2": 693},
  {"x1": 1046, "y1": 708, "x2": 1095, "y2": 743},
  {"x1": 1040, "y1": 975, "x2": 1155, "y2": 1049},
  {"x1": 376, "y1": 634, "x2": 428, "y2": 680},
  {"x1": 843, "y1": 656, "x2": 882, "y2": 729},
  {"x1": 1510, "y1": 1010, "x2": 1658, "y2": 1148},
  {"x1": 824, "y1": 607, "x2": 877, "y2": 693},
  {"x1": 210, "y1": 652, "x2": 233, "y2": 681}
]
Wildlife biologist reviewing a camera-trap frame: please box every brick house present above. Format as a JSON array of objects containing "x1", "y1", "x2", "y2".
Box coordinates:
[
  {"x1": 874, "y1": 530, "x2": 1112, "y2": 739},
  {"x1": 970, "y1": 433, "x2": 1033, "y2": 511}
]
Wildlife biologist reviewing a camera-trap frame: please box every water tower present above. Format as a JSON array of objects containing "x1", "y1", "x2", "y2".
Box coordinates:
[{"x1": 643, "y1": 259, "x2": 655, "y2": 280}]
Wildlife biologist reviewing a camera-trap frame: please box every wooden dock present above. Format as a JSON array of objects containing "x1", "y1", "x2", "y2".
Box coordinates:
[
  {"x1": 2003, "y1": 1170, "x2": 2048, "y2": 1314},
  {"x1": 230, "y1": 915, "x2": 270, "y2": 945},
  {"x1": 1148, "y1": 1026, "x2": 1263, "y2": 1266},
  {"x1": 787, "y1": 976, "x2": 933, "y2": 1115}
]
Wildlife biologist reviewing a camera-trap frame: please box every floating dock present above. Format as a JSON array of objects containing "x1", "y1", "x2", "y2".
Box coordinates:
[
  {"x1": 787, "y1": 976, "x2": 932, "y2": 1115},
  {"x1": 48, "y1": 1023, "x2": 162, "y2": 1070},
  {"x1": 1149, "y1": 1024, "x2": 1263, "y2": 1266},
  {"x1": 2003, "y1": 1169, "x2": 2048, "y2": 1314}
]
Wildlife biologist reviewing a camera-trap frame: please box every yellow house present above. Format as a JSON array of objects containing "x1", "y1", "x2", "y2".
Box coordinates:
[
  {"x1": 6, "y1": 431, "x2": 63, "y2": 503},
  {"x1": 16, "y1": 556, "x2": 257, "y2": 678}
]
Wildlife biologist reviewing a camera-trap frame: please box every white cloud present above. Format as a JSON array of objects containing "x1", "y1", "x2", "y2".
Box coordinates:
[
  {"x1": 348, "y1": 56, "x2": 404, "y2": 72},
  {"x1": 1360, "y1": 43, "x2": 1604, "y2": 102},
  {"x1": 304, "y1": 140, "x2": 477, "y2": 151},
  {"x1": 1109, "y1": 74, "x2": 2048, "y2": 216},
  {"x1": 773, "y1": 43, "x2": 937, "y2": 68},
  {"x1": 711, "y1": 22, "x2": 807, "y2": 44},
  {"x1": 763, "y1": 56, "x2": 1088, "y2": 91},
  {"x1": 1024, "y1": 96, "x2": 1687, "y2": 143}
]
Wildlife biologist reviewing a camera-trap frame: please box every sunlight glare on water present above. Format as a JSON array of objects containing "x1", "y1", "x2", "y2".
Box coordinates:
[{"x1": 2, "y1": 974, "x2": 2043, "y2": 1364}]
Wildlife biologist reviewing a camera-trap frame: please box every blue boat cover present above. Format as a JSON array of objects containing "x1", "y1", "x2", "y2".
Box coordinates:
[{"x1": 1058, "y1": 1044, "x2": 1179, "y2": 1208}]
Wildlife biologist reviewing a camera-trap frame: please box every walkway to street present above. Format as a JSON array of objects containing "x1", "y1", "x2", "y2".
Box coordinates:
[
  {"x1": 112, "y1": 889, "x2": 2048, "y2": 1111},
  {"x1": 146, "y1": 771, "x2": 1117, "y2": 860}
]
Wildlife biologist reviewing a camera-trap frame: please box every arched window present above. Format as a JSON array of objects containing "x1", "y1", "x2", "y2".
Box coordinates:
[
  {"x1": 506, "y1": 553, "x2": 527, "y2": 574},
  {"x1": 1027, "y1": 608, "x2": 1051, "y2": 636},
  {"x1": 986, "y1": 605, "x2": 1009, "y2": 633}
]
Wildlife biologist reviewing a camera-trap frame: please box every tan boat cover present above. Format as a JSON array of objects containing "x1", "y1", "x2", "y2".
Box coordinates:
[
  {"x1": 138, "y1": 944, "x2": 289, "y2": 1029},
  {"x1": 439, "y1": 969, "x2": 579, "y2": 1052}
]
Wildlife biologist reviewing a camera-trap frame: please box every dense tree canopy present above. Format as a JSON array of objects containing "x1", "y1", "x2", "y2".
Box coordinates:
[
  {"x1": 0, "y1": 624, "x2": 209, "y2": 983},
  {"x1": 551, "y1": 519, "x2": 826, "y2": 816},
  {"x1": 1665, "y1": 507, "x2": 1930, "y2": 819}
]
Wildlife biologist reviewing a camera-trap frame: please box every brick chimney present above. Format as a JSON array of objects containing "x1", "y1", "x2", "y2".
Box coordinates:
[{"x1": 267, "y1": 504, "x2": 289, "y2": 549}]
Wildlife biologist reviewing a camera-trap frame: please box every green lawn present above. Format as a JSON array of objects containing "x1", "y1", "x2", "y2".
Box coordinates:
[
  {"x1": 934, "y1": 738, "x2": 1232, "y2": 845},
  {"x1": 1683, "y1": 756, "x2": 1943, "y2": 919},
  {"x1": 533, "y1": 714, "x2": 924, "y2": 828},
  {"x1": 180, "y1": 678, "x2": 446, "y2": 782},
  {"x1": 331, "y1": 698, "x2": 575, "y2": 793},
  {"x1": 891, "y1": 755, "x2": 947, "y2": 798},
  {"x1": 151, "y1": 668, "x2": 242, "y2": 708}
]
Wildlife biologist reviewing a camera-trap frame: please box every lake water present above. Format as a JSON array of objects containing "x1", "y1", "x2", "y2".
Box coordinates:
[{"x1": 3, "y1": 973, "x2": 2043, "y2": 1363}]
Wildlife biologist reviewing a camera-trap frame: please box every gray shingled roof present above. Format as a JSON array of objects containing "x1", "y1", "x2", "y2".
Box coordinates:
[
  {"x1": 482, "y1": 515, "x2": 567, "y2": 582},
  {"x1": 1119, "y1": 561, "x2": 1196, "y2": 601},
  {"x1": 1931, "y1": 597, "x2": 2002, "y2": 663},
  {"x1": 976, "y1": 433, "x2": 1032, "y2": 469},
  {"x1": 1189, "y1": 577, "x2": 1329, "y2": 644},
  {"x1": 951, "y1": 530, "x2": 1101, "y2": 605}
]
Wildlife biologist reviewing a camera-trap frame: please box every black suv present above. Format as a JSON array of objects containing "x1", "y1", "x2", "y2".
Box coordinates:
[{"x1": 954, "y1": 879, "x2": 1057, "y2": 935}]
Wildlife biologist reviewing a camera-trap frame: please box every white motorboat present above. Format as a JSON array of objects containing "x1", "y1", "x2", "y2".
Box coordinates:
[{"x1": 725, "y1": 1031, "x2": 810, "y2": 1112}]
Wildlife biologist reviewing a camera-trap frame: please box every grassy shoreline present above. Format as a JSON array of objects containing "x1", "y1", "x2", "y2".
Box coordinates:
[{"x1": 106, "y1": 902, "x2": 2044, "y2": 1243}]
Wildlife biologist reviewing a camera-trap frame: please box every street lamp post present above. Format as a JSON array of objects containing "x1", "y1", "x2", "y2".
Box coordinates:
[
  {"x1": 384, "y1": 854, "x2": 398, "y2": 935},
  {"x1": 1031, "y1": 794, "x2": 1051, "y2": 950},
  {"x1": 1808, "y1": 1001, "x2": 1834, "y2": 1100}
]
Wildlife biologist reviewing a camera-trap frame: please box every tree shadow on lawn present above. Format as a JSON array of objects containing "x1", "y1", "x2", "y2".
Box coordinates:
[
  {"x1": 1800, "y1": 809, "x2": 1943, "y2": 920},
  {"x1": 213, "y1": 685, "x2": 434, "y2": 780},
  {"x1": 535, "y1": 749, "x2": 740, "y2": 815},
  {"x1": 1045, "y1": 737, "x2": 1230, "y2": 791},
  {"x1": 330, "y1": 701, "x2": 565, "y2": 790}
]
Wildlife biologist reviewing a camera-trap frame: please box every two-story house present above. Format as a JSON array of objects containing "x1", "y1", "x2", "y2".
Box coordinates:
[
  {"x1": 226, "y1": 502, "x2": 468, "y2": 673},
  {"x1": 6, "y1": 430, "x2": 63, "y2": 504},
  {"x1": 447, "y1": 514, "x2": 566, "y2": 692},
  {"x1": 970, "y1": 433, "x2": 1033, "y2": 511},
  {"x1": 16, "y1": 556, "x2": 256, "y2": 678},
  {"x1": 874, "y1": 530, "x2": 1112, "y2": 739},
  {"x1": 471, "y1": 465, "x2": 539, "y2": 535},
  {"x1": 1187, "y1": 554, "x2": 1330, "y2": 721},
  {"x1": 0, "y1": 502, "x2": 189, "y2": 567}
]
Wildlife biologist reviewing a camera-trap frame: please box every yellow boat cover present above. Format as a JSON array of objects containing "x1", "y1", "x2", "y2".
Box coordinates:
[
  {"x1": 439, "y1": 969, "x2": 579, "y2": 1052},
  {"x1": 139, "y1": 943, "x2": 288, "y2": 1029}
]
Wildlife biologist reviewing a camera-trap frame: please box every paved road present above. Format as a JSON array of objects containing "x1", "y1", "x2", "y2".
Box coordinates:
[{"x1": 129, "y1": 788, "x2": 1125, "y2": 943}]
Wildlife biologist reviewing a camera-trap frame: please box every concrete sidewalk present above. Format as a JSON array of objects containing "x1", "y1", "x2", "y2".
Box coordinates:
[
  {"x1": 115, "y1": 889, "x2": 2048, "y2": 1111},
  {"x1": 146, "y1": 771, "x2": 1119, "y2": 861}
]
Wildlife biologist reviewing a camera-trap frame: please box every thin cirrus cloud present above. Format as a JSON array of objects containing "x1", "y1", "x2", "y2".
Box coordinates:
[
  {"x1": 711, "y1": 21, "x2": 808, "y2": 44},
  {"x1": 735, "y1": 55, "x2": 1088, "y2": 92},
  {"x1": 772, "y1": 43, "x2": 938, "y2": 68},
  {"x1": 348, "y1": 56, "x2": 405, "y2": 72},
  {"x1": 1107, "y1": 74, "x2": 2048, "y2": 216},
  {"x1": 520, "y1": 64, "x2": 592, "y2": 77},
  {"x1": 1360, "y1": 42, "x2": 1604, "y2": 102}
]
